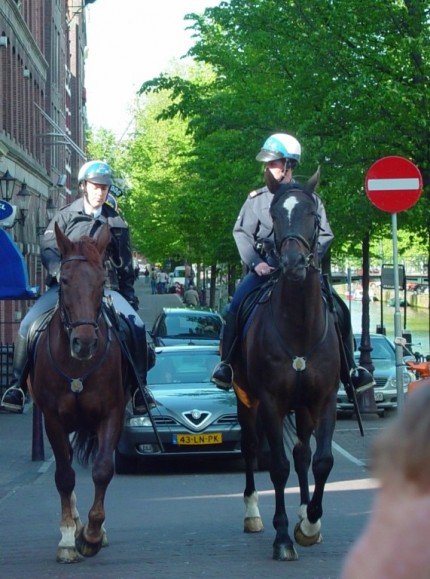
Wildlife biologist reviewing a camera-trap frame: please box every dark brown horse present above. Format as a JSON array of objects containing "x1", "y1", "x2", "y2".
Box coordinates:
[
  {"x1": 29, "y1": 223, "x2": 126, "y2": 563},
  {"x1": 233, "y1": 169, "x2": 340, "y2": 561}
]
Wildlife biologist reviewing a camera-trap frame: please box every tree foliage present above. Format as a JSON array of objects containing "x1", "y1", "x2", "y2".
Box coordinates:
[{"x1": 85, "y1": 0, "x2": 430, "y2": 290}]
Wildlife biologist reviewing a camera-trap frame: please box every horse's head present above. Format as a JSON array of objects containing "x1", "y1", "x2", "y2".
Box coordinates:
[
  {"x1": 55, "y1": 222, "x2": 110, "y2": 360},
  {"x1": 268, "y1": 168, "x2": 320, "y2": 282}
]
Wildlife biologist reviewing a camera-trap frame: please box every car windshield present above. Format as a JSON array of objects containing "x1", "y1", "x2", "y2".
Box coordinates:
[
  {"x1": 148, "y1": 351, "x2": 219, "y2": 385},
  {"x1": 354, "y1": 336, "x2": 394, "y2": 361},
  {"x1": 164, "y1": 314, "x2": 222, "y2": 339}
]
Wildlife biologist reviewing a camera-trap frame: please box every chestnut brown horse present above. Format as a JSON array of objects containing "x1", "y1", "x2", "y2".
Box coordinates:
[
  {"x1": 29, "y1": 223, "x2": 126, "y2": 563},
  {"x1": 232, "y1": 169, "x2": 340, "y2": 561}
]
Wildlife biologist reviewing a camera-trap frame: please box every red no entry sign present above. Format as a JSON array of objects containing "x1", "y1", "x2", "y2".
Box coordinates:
[{"x1": 365, "y1": 156, "x2": 423, "y2": 213}]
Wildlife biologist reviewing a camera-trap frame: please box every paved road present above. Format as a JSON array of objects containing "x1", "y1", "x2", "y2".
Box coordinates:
[
  {"x1": 0, "y1": 409, "x2": 384, "y2": 579},
  {"x1": 134, "y1": 276, "x2": 184, "y2": 329}
]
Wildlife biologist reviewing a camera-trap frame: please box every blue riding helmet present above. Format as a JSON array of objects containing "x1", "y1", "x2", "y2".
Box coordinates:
[
  {"x1": 256, "y1": 133, "x2": 301, "y2": 163},
  {"x1": 78, "y1": 160, "x2": 113, "y2": 186}
]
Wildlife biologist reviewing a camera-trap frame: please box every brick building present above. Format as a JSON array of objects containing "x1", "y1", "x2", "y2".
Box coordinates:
[{"x1": 0, "y1": 0, "x2": 93, "y2": 343}]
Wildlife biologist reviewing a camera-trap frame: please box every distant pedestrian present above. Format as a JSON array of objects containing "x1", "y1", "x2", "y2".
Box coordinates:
[
  {"x1": 184, "y1": 263, "x2": 194, "y2": 289},
  {"x1": 183, "y1": 284, "x2": 200, "y2": 307},
  {"x1": 221, "y1": 296, "x2": 233, "y2": 319},
  {"x1": 157, "y1": 270, "x2": 169, "y2": 294},
  {"x1": 150, "y1": 270, "x2": 158, "y2": 295}
]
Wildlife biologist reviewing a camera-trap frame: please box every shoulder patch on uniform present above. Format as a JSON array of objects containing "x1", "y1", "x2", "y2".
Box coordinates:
[{"x1": 249, "y1": 187, "x2": 265, "y2": 199}]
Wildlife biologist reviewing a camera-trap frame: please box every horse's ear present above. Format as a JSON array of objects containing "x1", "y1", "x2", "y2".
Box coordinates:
[
  {"x1": 95, "y1": 223, "x2": 111, "y2": 255},
  {"x1": 55, "y1": 222, "x2": 74, "y2": 256},
  {"x1": 307, "y1": 167, "x2": 321, "y2": 193},
  {"x1": 265, "y1": 167, "x2": 280, "y2": 194}
]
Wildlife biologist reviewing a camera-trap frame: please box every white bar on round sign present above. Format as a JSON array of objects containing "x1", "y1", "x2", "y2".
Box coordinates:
[{"x1": 367, "y1": 178, "x2": 420, "y2": 191}]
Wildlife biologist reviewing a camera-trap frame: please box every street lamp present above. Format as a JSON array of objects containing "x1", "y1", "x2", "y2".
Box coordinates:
[
  {"x1": 0, "y1": 169, "x2": 17, "y2": 202},
  {"x1": 15, "y1": 181, "x2": 31, "y2": 225}
]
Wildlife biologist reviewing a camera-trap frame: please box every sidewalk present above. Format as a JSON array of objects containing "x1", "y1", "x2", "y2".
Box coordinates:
[{"x1": 0, "y1": 402, "x2": 53, "y2": 503}]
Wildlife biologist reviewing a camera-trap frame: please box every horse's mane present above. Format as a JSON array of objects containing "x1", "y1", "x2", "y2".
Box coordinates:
[{"x1": 69, "y1": 236, "x2": 104, "y2": 267}]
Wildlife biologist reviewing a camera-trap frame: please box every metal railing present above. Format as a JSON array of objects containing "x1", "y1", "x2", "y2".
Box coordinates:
[{"x1": 0, "y1": 343, "x2": 14, "y2": 396}]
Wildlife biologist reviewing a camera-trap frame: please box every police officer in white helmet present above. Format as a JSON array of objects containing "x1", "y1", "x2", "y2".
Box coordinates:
[{"x1": 211, "y1": 133, "x2": 375, "y2": 397}]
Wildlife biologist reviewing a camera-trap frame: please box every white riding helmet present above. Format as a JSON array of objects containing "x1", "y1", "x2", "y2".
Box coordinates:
[
  {"x1": 78, "y1": 160, "x2": 113, "y2": 186},
  {"x1": 256, "y1": 133, "x2": 301, "y2": 163}
]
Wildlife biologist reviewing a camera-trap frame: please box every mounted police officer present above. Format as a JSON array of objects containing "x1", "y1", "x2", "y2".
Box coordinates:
[
  {"x1": 1, "y1": 160, "x2": 152, "y2": 413},
  {"x1": 211, "y1": 132, "x2": 375, "y2": 395}
]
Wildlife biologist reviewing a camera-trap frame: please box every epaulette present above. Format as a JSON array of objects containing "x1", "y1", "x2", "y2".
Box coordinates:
[{"x1": 248, "y1": 187, "x2": 266, "y2": 199}]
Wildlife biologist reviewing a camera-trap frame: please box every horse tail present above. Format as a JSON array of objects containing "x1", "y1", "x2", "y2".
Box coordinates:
[{"x1": 72, "y1": 429, "x2": 98, "y2": 466}]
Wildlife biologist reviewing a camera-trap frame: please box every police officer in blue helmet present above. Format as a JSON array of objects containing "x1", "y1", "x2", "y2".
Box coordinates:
[
  {"x1": 1, "y1": 160, "x2": 153, "y2": 413},
  {"x1": 211, "y1": 133, "x2": 375, "y2": 396}
]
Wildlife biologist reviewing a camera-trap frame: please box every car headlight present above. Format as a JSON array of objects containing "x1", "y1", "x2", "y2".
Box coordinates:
[
  {"x1": 386, "y1": 372, "x2": 412, "y2": 388},
  {"x1": 128, "y1": 416, "x2": 153, "y2": 427}
]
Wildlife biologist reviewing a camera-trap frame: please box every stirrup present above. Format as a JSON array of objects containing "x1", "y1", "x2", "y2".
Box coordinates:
[
  {"x1": 211, "y1": 362, "x2": 233, "y2": 391},
  {"x1": 132, "y1": 388, "x2": 155, "y2": 414},
  {"x1": 350, "y1": 366, "x2": 376, "y2": 394},
  {"x1": 1, "y1": 387, "x2": 26, "y2": 413}
]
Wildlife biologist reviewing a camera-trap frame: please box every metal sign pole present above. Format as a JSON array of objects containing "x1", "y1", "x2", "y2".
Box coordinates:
[{"x1": 391, "y1": 213, "x2": 405, "y2": 412}]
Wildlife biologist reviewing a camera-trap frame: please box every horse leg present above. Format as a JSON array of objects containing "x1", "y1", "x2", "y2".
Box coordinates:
[
  {"x1": 262, "y1": 405, "x2": 297, "y2": 561},
  {"x1": 293, "y1": 412, "x2": 322, "y2": 546},
  {"x1": 44, "y1": 417, "x2": 83, "y2": 564},
  {"x1": 75, "y1": 423, "x2": 117, "y2": 557},
  {"x1": 239, "y1": 402, "x2": 264, "y2": 534},
  {"x1": 294, "y1": 404, "x2": 336, "y2": 547}
]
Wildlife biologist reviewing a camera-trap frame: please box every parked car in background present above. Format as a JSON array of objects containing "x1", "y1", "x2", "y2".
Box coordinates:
[
  {"x1": 115, "y1": 345, "x2": 241, "y2": 473},
  {"x1": 337, "y1": 333, "x2": 415, "y2": 415},
  {"x1": 150, "y1": 307, "x2": 223, "y2": 346}
]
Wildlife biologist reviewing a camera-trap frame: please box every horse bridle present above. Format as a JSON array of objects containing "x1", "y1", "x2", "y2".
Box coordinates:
[
  {"x1": 273, "y1": 189, "x2": 321, "y2": 269},
  {"x1": 59, "y1": 255, "x2": 102, "y2": 336},
  {"x1": 47, "y1": 254, "x2": 111, "y2": 393}
]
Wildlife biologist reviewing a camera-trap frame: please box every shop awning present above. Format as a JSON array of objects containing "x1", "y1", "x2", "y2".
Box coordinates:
[{"x1": 0, "y1": 228, "x2": 39, "y2": 299}]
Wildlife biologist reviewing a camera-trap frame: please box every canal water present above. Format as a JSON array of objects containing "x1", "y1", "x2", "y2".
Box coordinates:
[{"x1": 343, "y1": 296, "x2": 430, "y2": 356}]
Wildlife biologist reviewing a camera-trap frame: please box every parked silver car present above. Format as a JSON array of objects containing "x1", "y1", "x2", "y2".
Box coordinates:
[
  {"x1": 115, "y1": 345, "x2": 240, "y2": 473},
  {"x1": 336, "y1": 333, "x2": 414, "y2": 414}
]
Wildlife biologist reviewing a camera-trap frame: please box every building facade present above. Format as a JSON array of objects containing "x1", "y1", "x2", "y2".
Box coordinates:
[{"x1": 0, "y1": 0, "x2": 92, "y2": 342}]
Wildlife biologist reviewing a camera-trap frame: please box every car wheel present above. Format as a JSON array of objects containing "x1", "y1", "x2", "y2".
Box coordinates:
[{"x1": 114, "y1": 448, "x2": 137, "y2": 475}]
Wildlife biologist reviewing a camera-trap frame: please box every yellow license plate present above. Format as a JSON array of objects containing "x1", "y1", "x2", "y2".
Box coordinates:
[{"x1": 175, "y1": 433, "x2": 223, "y2": 445}]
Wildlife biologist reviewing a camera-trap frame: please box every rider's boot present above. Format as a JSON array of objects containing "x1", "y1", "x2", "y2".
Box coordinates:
[
  {"x1": 128, "y1": 318, "x2": 155, "y2": 414},
  {"x1": 1, "y1": 335, "x2": 28, "y2": 413},
  {"x1": 211, "y1": 312, "x2": 237, "y2": 391},
  {"x1": 342, "y1": 333, "x2": 375, "y2": 398}
]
